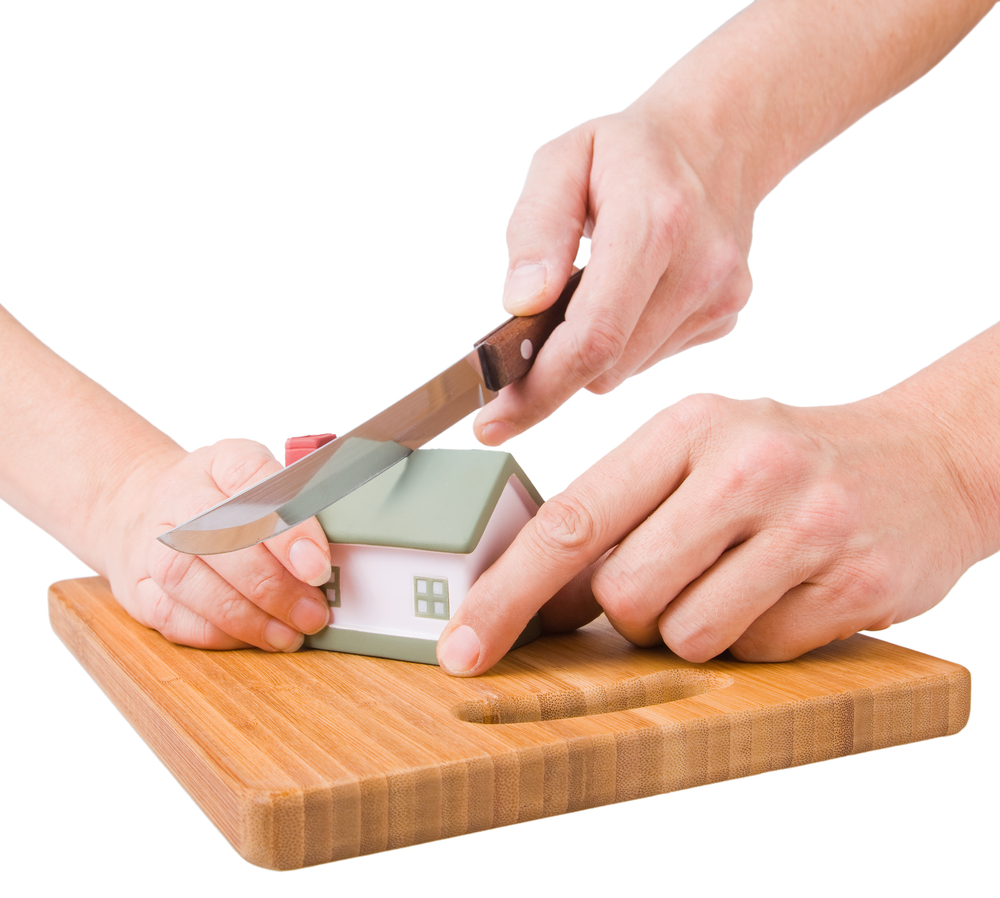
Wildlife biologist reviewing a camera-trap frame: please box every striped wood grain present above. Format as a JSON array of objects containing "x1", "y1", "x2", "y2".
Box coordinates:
[{"x1": 49, "y1": 577, "x2": 970, "y2": 870}]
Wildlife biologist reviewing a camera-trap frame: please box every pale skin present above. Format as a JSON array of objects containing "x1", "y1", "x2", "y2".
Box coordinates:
[
  {"x1": 3, "y1": 1, "x2": 995, "y2": 665},
  {"x1": 437, "y1": 0, "x2": 1000, "y2": 673},
  {"x1": 0, "y1": 305, "x2": 333, "y2": 652}
]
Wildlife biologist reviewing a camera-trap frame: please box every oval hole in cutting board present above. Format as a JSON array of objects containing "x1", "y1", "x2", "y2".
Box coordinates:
[{"x1": 453, "y1": 669, "x2": 733, "y2": 724}]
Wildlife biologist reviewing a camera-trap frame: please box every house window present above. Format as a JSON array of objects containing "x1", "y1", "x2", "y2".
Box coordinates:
[
  {"x1": 413, "y1": 576, "x2": 449, "y2": 620},
  {"x1": 324, "y1": 566, "x2": 341, "y2": 607}
]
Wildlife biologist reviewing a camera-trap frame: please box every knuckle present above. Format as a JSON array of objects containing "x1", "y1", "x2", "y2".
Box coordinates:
[
  {"x1": 664, "y1": 619, "x2": 722, "y2": 664},
  {"x1": 144, "y1": 593, "x2": 206, "y2": 649},
  {"x1": 717, "y1": 418, "x2": 804, "y2": 493},
  {"x1": 706, "y1": 237, "x2": 743, "y2": 284},
  {"x1": 591, "y1": 560, "x2": 652, "y2": 630},
  {"x1": 192, "y1": 617, "x2": 228, "y2": 649},
  {"x1": 647, "y1": 188, "x2": 692, "y2": 253},
  {"x1": 144, "y1": 589, "x2": 176, "y2": 635},
  {"x1": 530, "y1": 135, "x2": 563, "y2": 167},
  {"x1": 214, "y1": 593, "x2": 248, "y2": 632},
  {"x1": 570, "y1": 313, "x2": 630, "y2": 380},
  {"x1": 685, "y1": 316, "x2": 741, "y2": 351},
  {"x1": 177, "y1": 613, "x2": 233, "y2": 650},
  {"x1": 711, "y1": 314, "x2": 740, "y2": 341},
  {"x1": 658, "y1": 601, "x2": 720, "y2": 663},
  {"x1": 668, "y1": 392, "x2": 729, "y2": 432},
  {"x1": 532, "y1": 125, "x2": 588, "y2": 166},
  {"x1": 244, "y1": 570, "x2": 288, "y2": 608},
  {"x1": 647, "y1": 186, "x2": 686, "y2": 226},
  {"x1": 508, "y1": 127, "x2": 593, "y2": 243},
  {"x1": 730, "y1": 264, "x2": 753, "y2": 311},
  {"x1": 787, "y1": 481, "x2": 857, "y2": 548},
  {"x1": 729, "y1": 633, "x2": 794, "y2": 663},
  {"x1": 532, "y1": 494, "x2": 598, "y2": 557},
  {"x1": 586, "y1": 368, "x2": 627, "y2": 396},
  {"x1": 678, "y1": 238, "x2": 750, "y2": 320},
  {"x1": 728, "y1": 635, "x2": 763, "y2": 662},
  {"x1": 134, "y1": 578, "x2": 237, "y2": 649},
  {"x1": 150, "y1": 547, "x2": 196, "y2": 594},
  {"x1": 689, "y1": 237, "x2": 744, "y2": 294},
  {"x1": 506, "y1": 194, "x2": 556, "y2": 237},
  {"x1": 211, "y1": 441, "x2": 276, "y2": 496},
  {"x1": 831, "y1": 558, "x2": 898, "y2": 620},
  {"x1": 712, "y1": 265, "x2": 753, "y2": 322},
  {"x1": 640, "y1": 185, "x2": 692, "y2": 259},
  {"x1": 718, "y1": 437, "x2": 790, "y2": 496}
]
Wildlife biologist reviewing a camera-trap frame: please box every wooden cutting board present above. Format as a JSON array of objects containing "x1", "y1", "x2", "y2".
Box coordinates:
[{"x1": 50, "y1": 576, "x2": 970, "y2": 870}]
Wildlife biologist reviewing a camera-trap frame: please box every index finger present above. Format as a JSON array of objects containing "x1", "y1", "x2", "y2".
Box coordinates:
[{"x1": 438, "y1": 409, "x2": 690, "y2": 674}]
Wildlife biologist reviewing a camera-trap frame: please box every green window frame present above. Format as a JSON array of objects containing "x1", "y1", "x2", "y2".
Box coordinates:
[
  {"x1": 325, "y1": 566, "x2": 341, "y2": 607},
  {"x1": 413, "y1": 576, "x2": 449, "y2": 620}
]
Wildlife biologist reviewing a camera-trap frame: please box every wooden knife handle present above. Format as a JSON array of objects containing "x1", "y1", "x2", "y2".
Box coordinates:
[{"x1": 474, "y1": 268, "x2": 584, "y2": 392}]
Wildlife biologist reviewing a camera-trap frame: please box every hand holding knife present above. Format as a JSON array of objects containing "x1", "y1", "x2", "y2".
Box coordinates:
[{"x1": 159, "y1": 269, "x2": 584, "y2": 556}]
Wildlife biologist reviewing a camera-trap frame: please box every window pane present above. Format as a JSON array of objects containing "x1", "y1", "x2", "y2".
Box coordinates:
[{"x1": 413, "y1": 576, "x2": 449, "y2": 620}]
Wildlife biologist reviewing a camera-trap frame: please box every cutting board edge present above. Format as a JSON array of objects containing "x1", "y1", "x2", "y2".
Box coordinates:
[
  {"x1": 48, "y1": 579, "x2": 253, "y2": 861},
  {"x1": 47, "y1": 577, "x2": 973, "y2": 871}
]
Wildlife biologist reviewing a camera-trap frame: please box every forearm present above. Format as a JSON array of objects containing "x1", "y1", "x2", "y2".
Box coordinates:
[
  {"x1": 886, "y1": 321, "x2": 1000, "y2": 568},
  {"x1": 636, "y1": 0, "x2": 996, "y2": 209},
  {"x1": 0, "y1": 306, "x2": 184, "y2": 574}
]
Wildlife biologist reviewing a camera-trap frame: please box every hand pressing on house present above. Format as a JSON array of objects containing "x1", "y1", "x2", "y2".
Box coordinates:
[
  {"x1": 439, "y1": 324, "x2": 1000, "y2": 674},
  {"x1": 101, "y1": 441, "x2": 333, "y2": 651},
  {"x1": 0, "y1": 305, "x2": 332, "y2": 652},
  {"x1": 473, "y1": 0, "x2": 994, "y2": 446}
]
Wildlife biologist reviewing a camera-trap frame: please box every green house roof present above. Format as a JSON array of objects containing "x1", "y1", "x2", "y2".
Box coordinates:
[{"x1": 315, "y1": 449, "x2": 543, "y2": 554}]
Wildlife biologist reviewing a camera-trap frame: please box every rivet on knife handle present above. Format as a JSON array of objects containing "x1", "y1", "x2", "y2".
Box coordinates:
[{"x1": 474, "y1": 268, "x2": 584, "y2": 392}]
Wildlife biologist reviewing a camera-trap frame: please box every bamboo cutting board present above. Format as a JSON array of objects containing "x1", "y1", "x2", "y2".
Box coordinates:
[{"x1": 50, "y1": 577, "x2": 970, "y2": 870}]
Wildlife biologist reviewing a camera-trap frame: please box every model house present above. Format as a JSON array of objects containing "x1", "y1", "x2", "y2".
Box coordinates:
[{"x1": 295, "y1": 445, "x2": 544, "y2": 664}]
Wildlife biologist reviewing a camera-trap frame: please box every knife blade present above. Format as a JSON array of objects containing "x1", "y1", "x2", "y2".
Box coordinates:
[{"x1": 158, "y1": 268, "x2": 583, "y2": 555}]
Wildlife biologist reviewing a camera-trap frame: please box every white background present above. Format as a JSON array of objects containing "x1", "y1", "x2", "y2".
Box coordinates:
[{"x1": 1, "y1": 2, "x2": 997, "y2": 895}]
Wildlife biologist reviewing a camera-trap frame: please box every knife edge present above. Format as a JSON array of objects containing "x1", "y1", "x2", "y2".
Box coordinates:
[
  {"x1": 158, "y1": 351, "x2": 494, "y2": 554},
  {"x1": 158, "y1": 268, "x2": 584, "y2": 555}
]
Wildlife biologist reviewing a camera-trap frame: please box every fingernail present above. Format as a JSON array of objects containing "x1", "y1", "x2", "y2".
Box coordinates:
[
  {"x1": 504, "y1": 262, "x2": 547, "y2": 314},
  {"x1": 289, "y1": 538, "x2": 332, "y2": 587},
  {"x1": 289, "y1": 597, "x2": 330, "y2": 634},
  {"x1": 438, "y1": 625, "x2": 481, "y2": 674},
  {"x1": 479, "y1": 420, "x2": 518, "y2": 446},
  {"x1": 264, "y1": 619, "x2": 305, "y2": 653}
]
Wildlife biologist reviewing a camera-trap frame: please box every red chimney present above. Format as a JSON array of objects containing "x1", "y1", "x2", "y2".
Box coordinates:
[{"x1": 284, "y1": 433, "x2": 337, "y2": 466}]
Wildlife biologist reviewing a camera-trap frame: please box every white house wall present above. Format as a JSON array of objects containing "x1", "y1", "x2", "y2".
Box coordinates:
[{"x1": 323, "y1": 475, "x2": 538, "y2": 640}]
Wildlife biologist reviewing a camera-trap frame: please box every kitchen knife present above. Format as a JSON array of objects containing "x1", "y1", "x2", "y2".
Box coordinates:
[{"x1": 158, "y1": 268, "x2": 583, "y2": 555}]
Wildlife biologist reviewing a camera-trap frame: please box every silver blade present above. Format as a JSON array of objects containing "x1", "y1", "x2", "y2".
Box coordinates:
[{"x1": 159, "y1": 350, "x2": 497, "y2": 555}]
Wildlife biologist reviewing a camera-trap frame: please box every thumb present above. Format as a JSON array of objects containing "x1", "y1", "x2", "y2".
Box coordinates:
[{"x1": 503, "y1": 123, "x2": 594, "y2": 315}]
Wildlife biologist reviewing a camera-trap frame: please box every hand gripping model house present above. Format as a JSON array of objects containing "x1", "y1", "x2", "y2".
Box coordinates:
[{"x1": 285, "y1": 435, "x2": 543, "y2": 664}]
